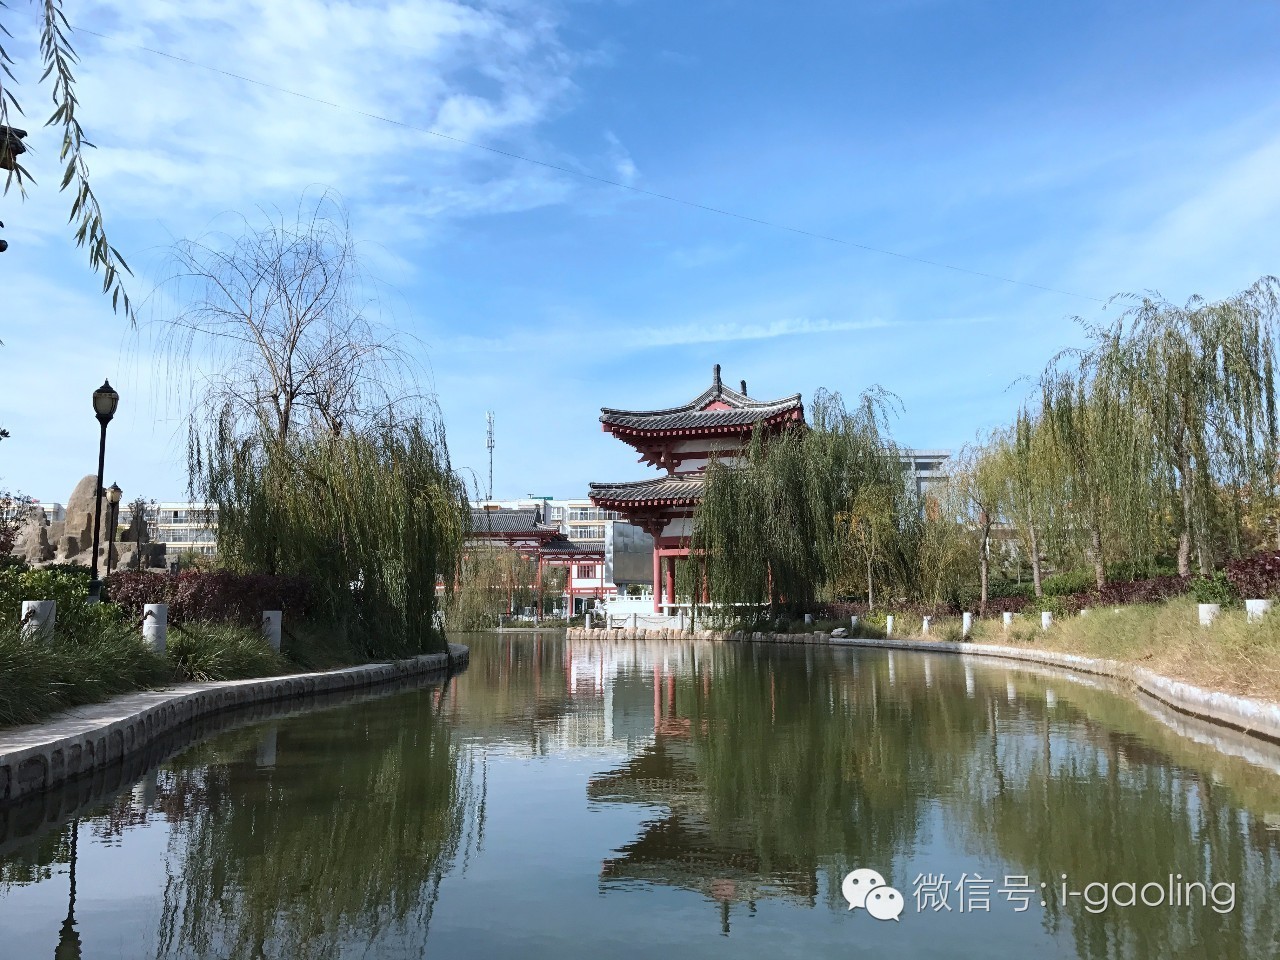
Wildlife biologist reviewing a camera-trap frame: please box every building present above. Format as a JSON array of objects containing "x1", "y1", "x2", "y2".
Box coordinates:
[
  {"x1": 470, "y1": 498, "x2": 655, "y2": 615},
  {"x1": 588, "y1": 366, "x2": 952, "y2": 613},
  {"x1": 589, "y1": 365, "x2": 805, "y2": 612}
]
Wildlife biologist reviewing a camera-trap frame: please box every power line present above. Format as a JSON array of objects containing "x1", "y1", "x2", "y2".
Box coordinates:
[{"x1": 70, "y1": 21, "x2": 1105, "y2": 304}]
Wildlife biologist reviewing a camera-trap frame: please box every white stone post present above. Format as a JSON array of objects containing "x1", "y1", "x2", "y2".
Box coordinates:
[
  {"x1": 921, "y1": 615, "x2": 931, "y2": 635},
  {"x1": 885, "y1": 614, "x2": 894, "y2": 637},
  {"x1": 1246, "y1": 599, "x2": 1272, "y2": 623},
  {"x1": 962, "y1": 612, "x2": 973, "y2": 638},
  {"x1": 20, "y1": 600, "x2": 55, "y2": 641},
  {"x1": 850, "y1": 615, "x2": 859, "y2": 633},
  {"x1": 1197, "y1": 603, "x2": 1220, "y2": 627},
  {"x1": 1002, "y1": 611, "x2": 1013, "y2": 631},
  {"x1": 804, "y1": 613, "x2": 813, "y2": 626},
  {"x1": 630, "y1": 612, "x2": 638, "y2": 630},
  {"x1": 143, "y1": 603, "x2": 167, "y2": 654},
  {"x1": 262, "y1": 610, "x2": 282, "y2": 652},
  {"x1": 678, "y1": 609, "x2": 686, "y2": 632},
  {"x1": 1041, "y1": 611, "x2": 1053, "y2": 630}
]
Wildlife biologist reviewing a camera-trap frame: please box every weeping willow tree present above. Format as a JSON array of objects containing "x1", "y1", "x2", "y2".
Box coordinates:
[
  {"x1": 192, "y1": 414, "x2": 468, "y2": 656},
  {"x1": 1105, "y1": 279, "x2": 1280, "y2": 574},
  {"x1": 989, "y1": 408, "x2": 1062, "y2": 598},
  {"x1": 442, "y1": 547, "x2": 566, "y2": 629},
  {"x1": 0, "y1": 0, "x2": 134, "y2": 319},
  {"x1": 176, "y1": 196, "x2": 468, "y2": 657},
  {"x1": 690, "y1": 388, "x2": 921, "y2": 620},
  {"x1": 1040, "y1": 353, "x2": 1164, "y2": 589}
]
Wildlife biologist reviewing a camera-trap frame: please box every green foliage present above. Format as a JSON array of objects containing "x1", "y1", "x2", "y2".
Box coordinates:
[
  {"x1": 166, "y1": 622, "x2": 288, "y2": 682},
  {"x1": 1189, "y1": 572, "x2": 1238, "y2": 606},
  {"x1": 0, "y1": 609, "x2": 165, "y2": 728},
  {"x1": 1040, "y1": 568, "x2": 1097, "y2": 597},
  {"x1": 0, "y1": 0, "x2": 135, "y2": 320},
  {"x1": 193, "y1": 416, "x2": 468, "y2": 658},
  {"x1": 442, "y1": 547, "x2": 565, "y2": 629},
  {"x1": 691, "y1": 388, "x2": 967, "y2": 622}
]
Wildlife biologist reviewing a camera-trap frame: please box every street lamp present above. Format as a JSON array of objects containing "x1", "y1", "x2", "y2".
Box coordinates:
[
  {"x1": 105, "y1": 483, "x2": 123, "y2": 579},
  {"x1": 88, "y1": 380, "x2": 119, "y2": 603}
]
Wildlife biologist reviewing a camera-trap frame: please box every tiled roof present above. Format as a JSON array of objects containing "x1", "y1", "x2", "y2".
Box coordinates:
[
  {"x1": 541, "y1": 537, "x2": 605, "y2": 555},
  {"x1": 468, "y1": 508, "x2": 555, "y2": 535},
  {"x1": 588, "y1": 475, "x2": 706, "y2": 505},
  {"x1": 600, "y1": 366, "x2": 803, "y2": 434}
]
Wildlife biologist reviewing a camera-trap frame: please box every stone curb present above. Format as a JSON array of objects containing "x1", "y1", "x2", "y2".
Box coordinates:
[
  {"x1": 0, "y1": 643, "x2": 469, "y2": 804},
  {"x1": 828, "y1": 636, "x2": 1280, "y2": 744}
]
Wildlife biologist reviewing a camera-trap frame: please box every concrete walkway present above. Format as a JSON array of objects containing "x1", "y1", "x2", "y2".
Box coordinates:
[{"x1": 0, "y1": 644, "x2": 468, "y2": 804}]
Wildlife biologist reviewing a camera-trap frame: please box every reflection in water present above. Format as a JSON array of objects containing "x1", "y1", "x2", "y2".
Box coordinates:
[
  {"x1": 153, "y1": 683, "x2": 480, "y2": 959},
  {"x1": 2, "y1": 634, "x2": 1280, "y2": 959},
  {"x1": 582, "y1": 640, "x2": 1280, "y2": 956},
  {"x1": 54, "y1": 821, "x2": 79, "y2": 960}
]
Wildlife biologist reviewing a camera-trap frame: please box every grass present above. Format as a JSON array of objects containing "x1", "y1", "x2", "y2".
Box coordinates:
[
  {"x1": 0, "y1": 617, "x2": 167, "y2": 728},
  {"x1": 879, "y1": 598, "x2": 1280, "y2": 703},
  {"x1": 0, "y1": 614, "x2": 325, "y2": 729}
]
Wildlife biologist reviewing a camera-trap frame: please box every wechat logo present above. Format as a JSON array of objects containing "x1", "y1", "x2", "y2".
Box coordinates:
[{"x1": 842, "y1": 868, "x2": 905, "y2": 922}]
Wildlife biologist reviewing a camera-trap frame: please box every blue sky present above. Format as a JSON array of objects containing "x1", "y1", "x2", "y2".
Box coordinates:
[{"x1": 3, "y1": 0, "x2": 1280, "y2": 504}]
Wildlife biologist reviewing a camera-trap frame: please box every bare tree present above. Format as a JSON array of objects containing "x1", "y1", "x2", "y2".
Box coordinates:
[{"x1": 157, "y1": 193, "x2": 425, "y2": 445}]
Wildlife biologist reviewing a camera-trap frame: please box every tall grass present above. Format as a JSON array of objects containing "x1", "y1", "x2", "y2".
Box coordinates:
[{"x1": 0, "y1": 618, "x2": 166, "y2": 728}]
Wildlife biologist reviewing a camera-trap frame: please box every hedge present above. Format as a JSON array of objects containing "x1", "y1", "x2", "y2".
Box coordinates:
[{"x1": 106, "y1": 570, "x2": 313, "y2": 627}]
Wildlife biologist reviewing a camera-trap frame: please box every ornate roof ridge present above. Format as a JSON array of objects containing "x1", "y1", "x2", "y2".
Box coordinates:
[
  {"x1": 588, "y1": 476, "x2": 705, "y2": 491},
  {"x1": 599, "y1": 365, "x2": 801, "y2": 422}
]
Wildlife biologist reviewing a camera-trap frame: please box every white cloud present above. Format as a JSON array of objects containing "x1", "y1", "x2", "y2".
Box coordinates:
[{"x1": 4, "y1": 0, "x2": 586, "y2": 243}]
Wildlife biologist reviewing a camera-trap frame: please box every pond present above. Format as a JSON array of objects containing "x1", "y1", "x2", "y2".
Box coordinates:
[{"x1": 2, "y1": 632, "x2": 1279, "y2": 959}]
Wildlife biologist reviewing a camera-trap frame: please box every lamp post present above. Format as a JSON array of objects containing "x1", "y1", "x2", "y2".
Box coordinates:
[
  {"x1": 88, "y1": 380, "x2": 119, "y2": 603},
  {"x1": 105, "y1": 483, "x2": 122, "y2": 579}
]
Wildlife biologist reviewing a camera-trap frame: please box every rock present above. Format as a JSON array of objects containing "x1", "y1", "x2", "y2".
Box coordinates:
[
  {"x1": 57, "y1": 535, "x2": 81, "y2": 560},
  {"x1": 64, "y1": 475, "x2": 102, "y2": 550},
  {"x1": 831, "y1": 627, "x2": 849, "y2": 638}
]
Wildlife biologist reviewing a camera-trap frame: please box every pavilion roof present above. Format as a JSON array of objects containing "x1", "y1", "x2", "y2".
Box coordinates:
[
  {"x1": 588, "y1": 475, "x2": 705, "y2": 507},
  {"x1": 468, "y1": 507, "x2": 557, "y2": 536},
  {"x1": 541, "y1": 537, "x2": 605, "y2": 558},
  {"x1": 599, "y1": 365, "x2": 803, "y2": 435}
]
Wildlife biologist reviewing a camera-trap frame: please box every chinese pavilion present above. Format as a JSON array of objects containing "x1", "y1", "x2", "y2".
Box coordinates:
[{"x1": 589, "y1": 365, "x2": 805, "y2": 612}]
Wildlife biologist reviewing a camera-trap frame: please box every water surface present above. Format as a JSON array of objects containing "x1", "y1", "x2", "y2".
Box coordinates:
[{"x1": 2, "y1": 632, "x2": 1279, "y2": 959}]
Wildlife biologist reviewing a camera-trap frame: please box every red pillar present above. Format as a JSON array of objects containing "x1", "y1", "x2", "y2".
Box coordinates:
[
  {"x1": 535, "y1": 554, "x2": 544, "y2": 622},
  {"x1": 665, "y1": 555, "x2": 677, "y2": 613},
  {"x1": 652, "y1": 548, "x2": 662, "y2": 612}
]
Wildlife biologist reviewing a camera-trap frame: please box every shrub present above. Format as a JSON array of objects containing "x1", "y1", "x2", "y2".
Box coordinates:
[
  {"x1": 1225, "y1": 551, "x2": 1280, "y2": 599},
  {"x1": 106, "y1": 570, "x2": 313, "y2": 627},
  {"x1": 1041, "y1": 568, "x2": 1097, "y2": 596},
  {"x1": 0, "y1": 616, "x2": 166, "y2": 728},
  {"x1": 1189, "y1": 572, "x2": 1238, "y2": 606}
]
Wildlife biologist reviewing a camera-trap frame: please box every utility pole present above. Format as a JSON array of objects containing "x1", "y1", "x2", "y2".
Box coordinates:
[{"x1": 486, "y1": 411, "x2": 495, "y2": 501}]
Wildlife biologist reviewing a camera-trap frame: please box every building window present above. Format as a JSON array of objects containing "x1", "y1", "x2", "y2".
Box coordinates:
[{"x1": 577, "y1": 564, "x2": 597, "y2": 580}]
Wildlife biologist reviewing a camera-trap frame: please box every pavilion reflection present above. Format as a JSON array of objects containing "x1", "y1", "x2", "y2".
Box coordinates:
[{"x1": 586, "y1": 642, "x2": 1280, "y2": 954}]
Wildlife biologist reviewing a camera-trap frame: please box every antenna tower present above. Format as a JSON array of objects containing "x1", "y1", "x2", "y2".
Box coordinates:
[{"x1": 485, "y1": 411, "x2": 495, "y2": 500}]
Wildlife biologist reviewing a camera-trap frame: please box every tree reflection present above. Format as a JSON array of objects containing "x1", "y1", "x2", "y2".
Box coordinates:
[
  {"x1": 154, "y1": 686, "x2": 480, "y2": 960},
  {"x1": 590, "y1": 643, "x2": 1280, "y2": 956}
]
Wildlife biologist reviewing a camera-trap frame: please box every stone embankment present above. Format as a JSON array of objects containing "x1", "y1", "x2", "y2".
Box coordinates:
[{"x1": 0, "y1": 644, "x2": 469, "y2": 804}]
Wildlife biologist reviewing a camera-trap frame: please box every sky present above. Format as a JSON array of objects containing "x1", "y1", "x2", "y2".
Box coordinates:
[{"x1": 3, "y1": 0, "x2": 1280, "y2": 505}]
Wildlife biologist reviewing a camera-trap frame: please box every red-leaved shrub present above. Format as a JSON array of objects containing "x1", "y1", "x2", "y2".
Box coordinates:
[
  {"x1": 106, "y1": 570, "x2": 313, "y2": 626},
  {"x1": 1225, "y1": 551, "x2": 1280, "y2": 599}
]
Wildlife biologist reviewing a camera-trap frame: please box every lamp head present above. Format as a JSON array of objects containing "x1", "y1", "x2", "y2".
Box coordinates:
[
  {"x1": 106, "y1": 483, "x2": 123, "y2": 505},
  {"x1": 92, "y1": 379, "x2": 119, "y2": 425}
]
